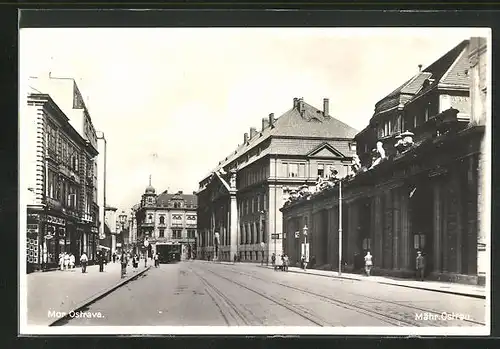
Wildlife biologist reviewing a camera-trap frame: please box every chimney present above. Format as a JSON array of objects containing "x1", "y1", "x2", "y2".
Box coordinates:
[
  {"x1": 178, "y1": 190, "x2": 183, "y2": 194},
  {"x1": 293, "y1": 97, "x2": 299, "y2": 108},
  {"x1": 244, "y1": 132, "x2": 249, "y2": 144},
  {"x1": 418, "y1": 64, "x2": 423, "y2": 72},
  {"x1": 323, "y1": 98, "x2": 329, "y2": 117},
  {"x1": 269, "y1": 113, "x2": 275, "y2": 128},
  {"x1": 298, "y1": 98, "x2": 305, "y2": 115},
  {"x1": 250, "y1": 127, "x2": 257, "y2": 138},
  {"x1": 262, "y1": 118, "x2": 269, "y2": 131},
  {"x1": 193, "y1": 191, "x2": 197, "y2": 195}
]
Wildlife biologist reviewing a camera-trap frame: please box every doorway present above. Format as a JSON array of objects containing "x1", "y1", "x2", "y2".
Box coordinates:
[{"x1": 409, "y1": 181, "x2": 434, "y2": 274}]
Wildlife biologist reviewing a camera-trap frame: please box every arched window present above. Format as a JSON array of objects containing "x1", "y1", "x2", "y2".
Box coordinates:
[
  {"x1": 148, "y1": 214, "x2": 153, "y2": 223},
  {"x1": 159, "y1": 216, "x2": 165, "y2": 224}
]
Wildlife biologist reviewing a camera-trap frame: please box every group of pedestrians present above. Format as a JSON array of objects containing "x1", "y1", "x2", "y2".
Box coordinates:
[
  {"x1": 58, "y1": 252, "x2": 76, "y2": 270},
  {"x1": 354, "y1": 250, "x2": 426, "y2": 281},
  {"x1": 271, "y1": 253, "x2": 289, "y2": 271}
]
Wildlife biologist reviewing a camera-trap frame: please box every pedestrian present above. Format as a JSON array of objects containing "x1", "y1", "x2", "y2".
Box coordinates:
[
  {"x1": 154, "y1": 252, "x2": 159, "y2": 267},
  {"x1": 64, "y1": 252, "x2": 70, "y2": 271},
  {"x1": 364, "y1": 251, "x2": 373, "y2": 276},
  {"x1": 80, "y1": 252, "x2": 88, "y2": 273},
  {"x1": 233, "y1": 253, "x2": 237, "y2": 264},
  {"x1": 301, "y1": 255, "x2": 307, "y2": 271},
  {"x1": 133, "y1": 254, "x2": 138, "y2": 268},
  {"x1": 416, "y1": 251, "x2": 425, "y2": 281},
  {"x1": 112, "y1": 253, "x2": 116, "y2": 263},
  {"x1": 69, "y1": 253, "x2": 75, "y2": 269},
  {"x1": 310, "y1": 255, "x2": 316, "y2": 269},
  {"x1": 98, "y1": 251, "x2": 105, "y2": 272},
  {"x1": 284, "y1": 254, "x2": 289, "y2": 272},
  {"x1": 120, "y1": 252, "x2": 128, "y2": 278},
  {"x1": 59, "y1": 253, "x2": 64, "y2": 271},
  {"x1": 271, "y1": 253, "x2": 276, "y2": 270}
]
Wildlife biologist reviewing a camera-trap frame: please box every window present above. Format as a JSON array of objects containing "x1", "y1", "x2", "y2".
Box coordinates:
[
  {"x1": 424, "y1": 108, "x2": 429, "y2": 122},
  {"x1": 317, "y1": 164, "x2": 324, "y2": 178},
  {"x1": 47, "y1": 170, "x2": 58, "y2": 199},
  {"x1": 262, "y1": 220, "x2": 266, "y2": 243},
  {"x1": 362, "y1": 238, "x2": 371, "y2": 250},
  {"x1": 413, "y1": 115, "x2": 418, "y2": 128},
  {"x1": 349, "y1": 143, "x2": 356, "y2": 152},
  {"x1": 172, "y1": 229, "x2": 182, "y2": 239},
  {"x1": 148, "y1": 214, "x2": 153, "y2": 223},
  {"x1": 159, "y1": 216, "x2": 165, "y2": 225},
  {"x1": 159, "y1": 228, "x2": 165, "y2": 238},
  {"x1": 288, "y1": 163, "x2": 299, "y2": 177}
]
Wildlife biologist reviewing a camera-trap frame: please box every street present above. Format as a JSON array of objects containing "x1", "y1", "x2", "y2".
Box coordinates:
[{"x1": 59, "y1": 261, "x2": 485, "y2": 327}]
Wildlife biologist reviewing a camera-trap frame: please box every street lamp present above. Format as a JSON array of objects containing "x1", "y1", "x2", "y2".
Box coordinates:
[
  {"x1": 303, "y1": 224, "x2": 308, "y2": 269},
  {"x1": 143, "y1": 237, "x2": 149, "y2": 267}
]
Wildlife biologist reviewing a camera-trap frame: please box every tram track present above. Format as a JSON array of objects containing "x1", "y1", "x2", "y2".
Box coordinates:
[
  {"x1": 214, "y1": 265, "x2": 485, "y2": 327},
  {"x1": 191, "y1": 265, "x2": 337, "y2": 326}
]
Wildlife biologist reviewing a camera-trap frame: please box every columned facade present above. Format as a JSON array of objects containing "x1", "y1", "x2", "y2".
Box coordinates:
[{"x1": 197, "y1": 97, "x2": 358, "y2": 263}]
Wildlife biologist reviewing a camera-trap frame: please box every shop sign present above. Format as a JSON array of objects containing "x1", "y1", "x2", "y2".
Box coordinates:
[
  {"x1": 47, "y1": 215, "x2": 65, "y2": 226},
  {"x1": 28, "y1": 213, "x2": 40, "y2": 221}
]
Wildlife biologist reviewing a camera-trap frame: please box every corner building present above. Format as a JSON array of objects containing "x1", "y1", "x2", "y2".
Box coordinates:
[
  {"x1": 25, "y1": 78, "x2": 99, "y2": 271},
  {"x1": 196, "y1": 97, "x2": 358, "y2": 262},
  {"x1": 280, "y1": 38, "x2": 488, "y2": 285},
  {"x1": 135, "y1": 183, "x2": 198, "y2": 259}
]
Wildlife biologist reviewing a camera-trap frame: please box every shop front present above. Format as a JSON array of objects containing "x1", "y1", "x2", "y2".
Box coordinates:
[{"x1": 26, "y1": 211, "x2": 67, "y2": 272}]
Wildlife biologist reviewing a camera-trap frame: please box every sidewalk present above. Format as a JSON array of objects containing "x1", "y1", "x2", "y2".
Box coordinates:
[
  {"x1": 25, "y1": 261, "x2": 151, "y2": 326},
  {"x1": 258, "y1": 265, "x2": 486, "y2": 299}
]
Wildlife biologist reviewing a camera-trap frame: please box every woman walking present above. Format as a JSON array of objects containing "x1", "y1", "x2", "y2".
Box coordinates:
[{"x1": 364, "y1": 251, "x2": 373, "y2": 276}]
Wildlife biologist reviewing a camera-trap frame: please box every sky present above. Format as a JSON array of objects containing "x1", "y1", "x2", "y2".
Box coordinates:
[{"x1": 19, "y1": 27, "x2": 489, "y2": 213}]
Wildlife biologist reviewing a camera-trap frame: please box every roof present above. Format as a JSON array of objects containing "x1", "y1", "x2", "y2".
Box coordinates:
[
  {"x1": 408, "y1": 40, "x2": 470, "y2": 103},
  {"x1": 374, "y1": 39, "x2": 470, "y2": 113},
  {"x1": 156, "y1": 190, "x2": 198, "y2": 207},
  {"x1": 201, "y1": 99, "x2": 358, "y2": 181}
]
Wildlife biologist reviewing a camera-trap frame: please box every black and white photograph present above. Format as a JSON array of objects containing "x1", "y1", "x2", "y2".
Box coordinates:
[{"x1": 19, "y1": 26, "x2": 490, "y2": 335}]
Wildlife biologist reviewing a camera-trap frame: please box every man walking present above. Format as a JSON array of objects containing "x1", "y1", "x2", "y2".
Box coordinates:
[
  {"x1": 98, "y1": 251, "x2": 105, "y2": 272},
  {"x1": 416, "y1": 251, "x2": 425, "y2": 281},
  {"x1": 80, "y1": 252, "x2": 88, "y2": 273},
  {"x1": 121, "y1": 251, "x2": 128, "y2": 278}
]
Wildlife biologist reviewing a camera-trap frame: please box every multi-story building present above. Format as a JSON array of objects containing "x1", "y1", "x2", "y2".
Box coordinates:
[
  {"x1": 116, "y1": 210, "x2": 129, "y2": 252},
  {"x1": 135, "y1": 181, "x2": 198, "y2": 259},
  {"x1": 280, "y1": 38, "x2": 488, "y2": 285},
  {"x1": 25, "y1": 78, "x2": 99, "y2": 271},
  {"x1": 196, "y1": 97, "x2": 358, "y2": 263}
]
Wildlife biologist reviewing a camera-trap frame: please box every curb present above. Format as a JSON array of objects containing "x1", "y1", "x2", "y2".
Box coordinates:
[
  {"x1": 257, "y1": 265, "x2": 485, "y2": 299},
  {"x1": 49, "y1": 266, "x2": 151, "y2": 326}
]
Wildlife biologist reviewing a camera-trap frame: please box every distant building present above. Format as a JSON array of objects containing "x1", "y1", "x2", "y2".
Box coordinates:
[
  {"x1": 25, "y1": 77, "x2": 99, "y2": 271},
  {"x1": 196, "y1": 97, "x2": 358, "y2": 262},
  {"x1": 281, "y1": 38, "x2": 488, "y2": 285},
  {"x1": 135, "y1": 180, "x2": 198, "y2": 259}
]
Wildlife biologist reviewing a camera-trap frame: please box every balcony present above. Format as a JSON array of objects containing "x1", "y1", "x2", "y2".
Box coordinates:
[
  {"x1": 46, "y1": 197, "x2": 62, "y2": 210},
  {"x1": 80, "y1": 212, "x2": 93, "y2": 223}
]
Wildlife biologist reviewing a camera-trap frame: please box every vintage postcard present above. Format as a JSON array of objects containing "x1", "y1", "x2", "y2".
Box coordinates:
[{"x1": 19, "y1": 25, "x2": 491, "y2": 336}]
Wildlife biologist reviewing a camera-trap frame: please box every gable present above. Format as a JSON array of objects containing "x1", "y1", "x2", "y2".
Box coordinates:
[{"x1": 307, "y1": 143, "x2": 345, "y2": 158}]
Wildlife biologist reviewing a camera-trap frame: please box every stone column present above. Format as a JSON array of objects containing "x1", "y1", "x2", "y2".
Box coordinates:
[
  {"x1": 393, "y1": 188, "x2": 401, "y2": 269},
  {"x1": 111, "y1": 234, "x2": 116, "y2": 254},
  {"x1": 400, "y1": 189, "x2": 410, "y2": 270},
  {"x1": 433, "y1": 180, "x2": 442, "y2": 273},
  {"x1": 230, "y1": 191, "x2": 238, "y2": 259}
]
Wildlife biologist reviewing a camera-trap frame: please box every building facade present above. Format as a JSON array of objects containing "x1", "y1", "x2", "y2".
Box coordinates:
[
  {"x1": 135, "y1": 182, "x2": 198, "y2": 259},
  {"x1": 280, "y1": 38, "x2": 488, "y2": 285},
  {"x1": 196, "y1": 97, "x2": 358, "y2": 263},
  {"x1": 25, "y1": 89, "x2": 99, "y2": 271}
]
